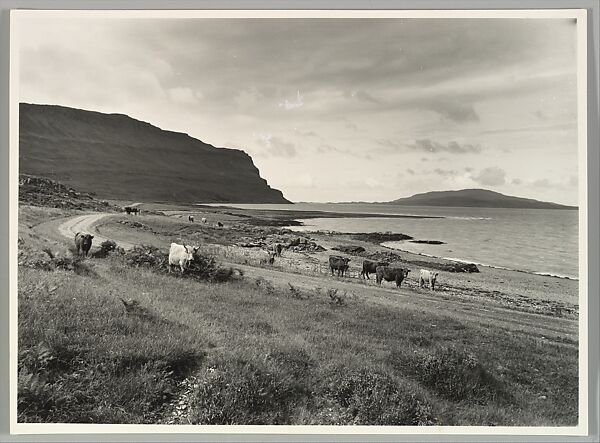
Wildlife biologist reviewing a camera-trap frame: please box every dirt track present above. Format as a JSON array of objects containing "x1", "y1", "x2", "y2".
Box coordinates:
[{"x1": 57, "y1": 212, "x2": 136, "y2": 250}]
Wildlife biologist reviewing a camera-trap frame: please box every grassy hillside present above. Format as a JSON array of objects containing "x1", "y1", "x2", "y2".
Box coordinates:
[
  {"x1": 17, "y1": 205, "x2": 578, "y2": 426},
  {"x1": 389, "y1": 188, "x2": 576, "y2": 209},
  {"x1": 19, "y1": 103, "x2": 289, "y2": 203}
]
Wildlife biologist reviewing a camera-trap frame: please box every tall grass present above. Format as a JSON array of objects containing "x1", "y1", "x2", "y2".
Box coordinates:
[{"x1": 18, "y1": 242, "x2": 578, "y2": 425}]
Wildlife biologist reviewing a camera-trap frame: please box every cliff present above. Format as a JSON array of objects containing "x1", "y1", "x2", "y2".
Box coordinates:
[{"x1": 19, "y1": 103, "x2": 290, "y2": 203}]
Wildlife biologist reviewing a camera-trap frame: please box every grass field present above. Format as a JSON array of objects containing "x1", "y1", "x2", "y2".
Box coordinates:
[{"x1": 16, "y1": 204, "x2": 579, "y2": 426}]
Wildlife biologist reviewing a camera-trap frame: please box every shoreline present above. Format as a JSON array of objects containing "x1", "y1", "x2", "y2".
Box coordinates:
[
  {"x1": 379, "y1": 243, "x2": 578, "y2": 281},
  {"x1": 138, "y1": 201, "x2": 580, "y2": 285},
  {"x1": 196, "y1": 203, "x2": 444, "y2": 219}
]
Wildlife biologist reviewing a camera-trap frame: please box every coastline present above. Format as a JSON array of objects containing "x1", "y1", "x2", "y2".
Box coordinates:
[
  {"x1": 379, "y1": 242, "x2": 578, "y2": 281},
  {"x1": 134, "y1": 201, "x2": 580, "y2": 312}
]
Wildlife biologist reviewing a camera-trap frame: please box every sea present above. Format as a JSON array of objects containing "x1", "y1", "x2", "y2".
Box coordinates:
[{"x1": 202, "y1": 203, "x2": 579, "y2": 280}]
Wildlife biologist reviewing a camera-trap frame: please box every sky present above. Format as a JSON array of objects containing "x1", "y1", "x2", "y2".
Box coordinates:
[{"x1": 17, "y1": 15, "x2": 581, "y2": 205}]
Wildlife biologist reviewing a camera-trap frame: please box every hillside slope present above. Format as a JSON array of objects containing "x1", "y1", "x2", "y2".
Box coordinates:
[
  {"x1": 388, "y1": 189, "x2": 576, "y2": 209},
  {"x1": 19, "y1": 103, "x2": 289, "y2": 203}
]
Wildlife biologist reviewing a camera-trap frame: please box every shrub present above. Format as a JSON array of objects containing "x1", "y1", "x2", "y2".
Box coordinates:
[
  {"x1": 92, "y1": 240, "x2": 118, "y2": 258},
  {"x1": 268, "y1": 348, "x2": 313, "y2": 380},
  {"x1": 325, "y1": 368, "x2": 434, "y2": 425},
  {"x1": 122, "y1": 245, "x2": 241, "y2": 283},
  {"x1": 186, "y1": 356, "x2": 310, "y2": 424},
  {"x1": 125, "y1": 245, "x2": 167, "y2": 268},
  {"x1": 55, "y1": 256, "x2": 98, "y2": 277},
  {"x1": 18, "y1": 368, "x2": 56, "y2": 421},
  {"x1": 18, "y1": 246, "x2": 97, "y2": 277},
  {"x1": 254, "y1": 277, "x2": 276, "y2": 295},
  {"x1": 416, "y1": 346, "x2": 511, "y2": 404},
  {"x1": 327, "y1": 288, "x2": 346, "y2": 306},
  {"x1": 287, "y1": 283, "x2": 312, "y2": 300}
]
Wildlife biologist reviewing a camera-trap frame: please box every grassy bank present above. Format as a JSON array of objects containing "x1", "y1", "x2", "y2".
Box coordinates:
[{"x1": 17, "y1": 204, "x2": 578, "y2": 425}]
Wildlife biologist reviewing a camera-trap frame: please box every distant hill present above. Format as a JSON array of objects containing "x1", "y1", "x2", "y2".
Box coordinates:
[
  {"x1": 388, "y1": 189, "x2": 576, "y2": 209},
  {"x1": 19, "y1": 103, "x2": 289, "y2": 203}
]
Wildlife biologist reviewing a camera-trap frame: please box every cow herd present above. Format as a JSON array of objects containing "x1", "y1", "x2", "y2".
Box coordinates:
[
  {"x1": 331, "y1": 256, "x2": 439, "y2": 290},
  {"x1": 188, "y1": 215, "x2": 223, "y2": 228},
  {"x1": 73, "y1": 211, "x2": 440, "y2": 291}
]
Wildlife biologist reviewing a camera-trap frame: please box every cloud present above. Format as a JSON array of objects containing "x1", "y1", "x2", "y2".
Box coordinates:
[
  {"x1": 428, "y1": 99, "x2": 479, "y2": 122},
  {"x1": 433, "y1": 168, "x2": 460, "y2": 177},
  {"x1": 233, "y1": 88, "x2": 265, "y2": 110},
  {"x1": 167, "y1": 87, "x2": 202, "y2": 105},
  {"x1": 375, "y1": 138, "x2": 402, "y2": 152},
  {"x1": 479, "y1": 122, "x2": 576, "y2": 135},
  {"x1": 343, "y1": 118, "x2": 358, "y2": 131},
  {"x1": 534, "y1": 109, "x2": 548, "y2": 120},
  {"x1": 316, "y1": 143, "x2": 364, "y2": 158},
  {"x1": 278, "y1": 90, "x2": 304, "y2": 110},
  {"x1": 345, "y1": 89, "x2": 382, "y2": 105},
  {"x1": 295, "y1": 128, "x2": 317, "y2": 137},
  {"x1": 407, "y1": 139, "x2": 482, "y2": 154},
  {"x1": 512, "y1": 178, "x2": 522, "y2": 185},
  {"x1": 255, "y1": 133, "x2": 297, "y2": 157},
  {"x1": 406, "y1": 168, "x2": 415, "y2": 175},
  {"x1": 471, "y1": 167, "x2": 506, "y2": 186},
  {"x1": 365, "y1": 177, "x2": 384, "y2": 188}
]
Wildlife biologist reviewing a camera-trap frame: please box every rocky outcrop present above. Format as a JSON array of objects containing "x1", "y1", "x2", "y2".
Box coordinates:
[{"x1": 19, "y1": 174, "x2": 116, "y2": 211}]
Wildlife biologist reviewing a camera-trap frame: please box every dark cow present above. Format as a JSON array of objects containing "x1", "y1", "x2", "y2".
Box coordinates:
[
  {"x1": 74, "y1": 232, "x2": 94, "y2": 257},
  {"x1": 217, "y1": 221, "x2": 224, "y2": 228},
  {"x1": 131, "y1": 208, "x2": 140, "y2": 215},
  {"x1": 360, "y1": 259, "x2": 390, "y2": 279},
  {"x1": 375, "y1": 266, "x2": 410, "y2": 287},
  {"x1": 329, "y1": 255, "x2": 351, "y2": 277},
  {"x1": 273, "y1": 243, "x2": 283, "y2": 257},
  {"x1": 124, "y1": 206, "x2": 132, "y2": 214},
  {"x1": 188, "y1": 215, "x2": 194, "y2": 222}
]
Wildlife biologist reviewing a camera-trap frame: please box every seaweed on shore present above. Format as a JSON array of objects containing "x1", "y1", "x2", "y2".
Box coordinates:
[
  {"x1": 352, "y1": 232, "x2": 413, "y2": 243},
  {"x1": 409, "y1": 240, "x2": 445, "y2": 245}
]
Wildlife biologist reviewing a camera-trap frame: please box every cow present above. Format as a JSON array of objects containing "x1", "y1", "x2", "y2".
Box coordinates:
[
  {"x1": 124, "y1": 206, "x2": 132, "y2": 215},
  {"x1": 217, "y1": 221, "x2": 224, "y2": 228},
  {"x1": 74, "y1": 232, "x2": 94, "y2": 257},
  {"x1": 360, "y1": 259, "x2": 390, "y2": 279},
  {"x1": 419, "y1": 269, "x2": 439, "y2": 291},
  {"x1": 131, "y1": 208, "x2": 140, "y2": 215},
  {"x1": 188, "y1": 215, "x2": 194, "y2": 222},
  {"x1": 329, "y1": 255, "x2": 351, "y2": 277},
  {"x1": 376, "y1": 266, "x2": 410, "y2": 287},
  {"x1": 272, "y1": 243, "x2": 283, "y2": 257},
  {"x1": 260, "y1": 250, "x2": 277, "y2": 265},
  {"x1": 168, "y1": 243, "x2": 199, "y2": 274},
  {"x1": 201, "y1": 217, "x2": 207, "y2": 223}
]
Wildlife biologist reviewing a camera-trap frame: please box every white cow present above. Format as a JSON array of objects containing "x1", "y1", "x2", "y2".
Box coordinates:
[
  {"x1": 168, "y1": 243, "x2": 199, "y2": 273},
  {"x1": 419, "y1": 269, "x2": 439, "y2": 291},
  {"x1": 201, "y1": 217, "x2": 207, "y2": 223}
]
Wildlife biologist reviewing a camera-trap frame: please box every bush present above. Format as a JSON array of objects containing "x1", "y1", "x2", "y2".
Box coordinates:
[
  {"x1": 54, "y1": 256, "x2": 98, "y2": 277},
  {"x1": 186, "y1": 356, "x2": 310, "y2": 424},
  {"x1": 92, "y1": 240, "x2": 119, "y2": 258},
  {"x1": 325, "y1": 368, "x2": 434, "y2": 425},
  {"x1": 416, "y1": 347, "x2": 510, "y2": 404},
  {"x1": 125, "y1": 245, "x2": 167, "y2": 268},
  {"x1": 327, "y1": 288, "x2": 346, "y2": 306},
  {"x1": 122, "y1": 245, "x2": 241, "y2": 283},
  {"x1": 18, "y1": 247, "x2": 97, "y2": 277}
]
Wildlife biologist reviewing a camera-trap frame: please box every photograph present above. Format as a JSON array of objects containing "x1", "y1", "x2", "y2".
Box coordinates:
[{"x1": 9, "y1": 8, "x2": 588, "y2": 435}]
